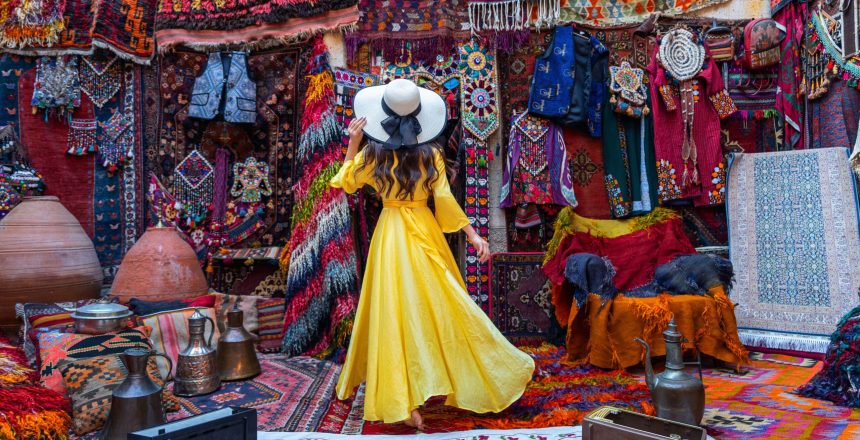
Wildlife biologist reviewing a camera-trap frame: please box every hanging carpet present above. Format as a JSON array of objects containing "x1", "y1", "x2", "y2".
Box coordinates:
[
  {"x1": 558, "y1": 0, "x2": 730, "y2": 25},
  {"x1": 727, "y1": 148, "x2": 860, "y2": 354},
  {"x1": 155, "y1": 0, "x2": 358, "y2": 51}
]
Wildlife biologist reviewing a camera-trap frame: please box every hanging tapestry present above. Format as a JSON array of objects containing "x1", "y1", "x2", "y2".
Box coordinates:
[
  {"x1": 558, "y1": 0, "x2": 729, "y2": 25},
  {"x1": 810, "y1": 80, "x2": 860, "y2": 150},
  {"x1": 148, "y1": 48, "x2": 303, "y2": 248},
  {"x1": 462, "y1": 134, "x2": 491, "y2": 311},
  {"x1": 459, "y1": 42, "x2": 499, "y2": 141},
  {"x1": 563, "y1": 127, "x2": 611, "y2": 219},
  {"x1": 280, "y1": 38, "x2": 359, "y2": 359},
  {"x1": 0, "y1": 0, "x2": 66, "y2": 49},
  {"x1": 467, "y1": 0, "x2": 560, "y2": 32},
  {"x1": 498, "y1": 31, "x2": 550, "y2": 132},
  {"x1": 346, "y1": 0, "x2": 469, "y2": 62},
  {"x1": 79, "y1": 53, "x2": 122, "y2": 108},
  {"x1": 155, "y1": 0, "x2": 358, "y2": 52},
  {"x1": 20, "y1": 0, "x2": 94, "y2": 56},
  {"x1": 90, "y1": 0, "x2": 156, "y2": 64},
  {"x1": 727, "y1": 148, "x2": 860, "y2": 354},
  {"x1": 31, "y1": 56, "x2": 81, "y2": 118},
  {"x1": 489, "y1": 253, "x2": 557, "y2": 344},
  {"x1": 774, "y1": 2, "x2": 806, "y2": 150},
  {"x1": 333, "y1": 68, "x2": 378, "y2": 147}
]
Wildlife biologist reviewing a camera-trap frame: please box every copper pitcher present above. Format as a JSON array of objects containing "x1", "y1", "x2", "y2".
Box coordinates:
[
  {"x1": 217, "y1": 304, "x2": 261, "y2": 381},
  {"x1": 100, "y1": 348, "x2": 172, "y2": 440},
  {"x1": 174, "y1": 308, "x2": 220, "y2": 396}
]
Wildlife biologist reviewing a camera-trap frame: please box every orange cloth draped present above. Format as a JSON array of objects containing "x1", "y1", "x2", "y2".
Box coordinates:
[{"x1": 557, "y1": 285, "x2": 749, "y2": 369}]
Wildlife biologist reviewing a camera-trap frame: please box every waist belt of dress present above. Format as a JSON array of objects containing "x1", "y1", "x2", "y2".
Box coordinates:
[{"x1": 383, "y1": 199, "x2": 428, "y2": 208}]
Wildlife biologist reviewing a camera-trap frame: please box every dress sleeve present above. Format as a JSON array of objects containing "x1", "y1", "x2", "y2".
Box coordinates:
[
  {"x1": 329, "y1": 149, "x2": 372, "y2": 194},
  {"x1": 432, "y1": 150, "x2": 471, "y2": 233},
  {"x1": 705, "y1": 58, "x2": 737, "y2": 120}
]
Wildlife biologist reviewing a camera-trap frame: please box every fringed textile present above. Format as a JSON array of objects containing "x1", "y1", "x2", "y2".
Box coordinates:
[
  {"x1": 798, "y1": 306, "x2": 860, "y2": 408},
  {"x1": 0, "y1": 0, "x2": 66, "y2": 49},
  {"x1": 467, "y1": 0, "x2": 560, "y2": 32},
  {"x1": 281, "y1": 37, "x2": 359, "y2": 359},
  {"x1": 558, "y1": 0, "x2": 730, "y2": 25}
]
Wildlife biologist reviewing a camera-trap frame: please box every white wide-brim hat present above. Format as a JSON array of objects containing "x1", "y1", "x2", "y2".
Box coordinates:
[{"x1": 353, "y1": 78, "x2": 447, "y2": 149}]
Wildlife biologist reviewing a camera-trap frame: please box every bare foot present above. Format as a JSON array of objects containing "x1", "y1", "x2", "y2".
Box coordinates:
[{"x1": 403, "y1": 409, "x2": 424, "y2": 431}]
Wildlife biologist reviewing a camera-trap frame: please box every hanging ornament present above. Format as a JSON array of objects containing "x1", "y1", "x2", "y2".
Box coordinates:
[
  {"x1": 231, "y1": 156, "x2": 272, "y2": 203},
  {"x1": 658, "y1": 28, "x2": 704, "y2": 187},
  {"x1": 99, "y1": 111, "x2": 134, "y2": 173},
  {"x1": 31, "y1": 56, "x2": 81, "y2": 121},
  {"x1": 173, "y1": 149, "x2": 214, "y2": 220},
  {"x1": 609, "y1": 61, "x2": 650, "y2": 118},
  {"x1": 66, "y1": 118, "x2": 97, "y2": 155},
  {"x1": 79, "y1": 54, "x2": 122, "y2": 108}
]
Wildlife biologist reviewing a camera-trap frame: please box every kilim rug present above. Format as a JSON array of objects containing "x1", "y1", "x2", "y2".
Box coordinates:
[
  {"x1": 563, "y1": 128, "x2": 612, "y2": 220},
  {"x1": 489, "y1": 253, "x2": 557, "y2": 344},
  {"x1": 698, "y1": 355, "x2": 860, "y2": 439},
  {"x1": 260, "y1": 427, "x2": 591, "y2": 439},
  {"x1": 558, "y1": 0, "x2": 730, "y2": 25},
  {"x1": 155, "y1": 0, "x2": 358, "y2": 51},
  {"x1": 319, "y1": 344, "x2": 654, "y2": 434},
  {"x1": 169, "y1": 355, "x2": 341, "y2": 432},
  {"x1": 727, "y1": 148, "x2": 860, "y2": 354}
]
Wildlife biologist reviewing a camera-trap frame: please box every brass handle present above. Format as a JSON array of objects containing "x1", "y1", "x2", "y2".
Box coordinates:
[
  {"x1": 204, "y1": 316, "x2": 216, "y2": 347},
  {"x1": 151, "y1": 351, "x2": 174, "y2": 383}
]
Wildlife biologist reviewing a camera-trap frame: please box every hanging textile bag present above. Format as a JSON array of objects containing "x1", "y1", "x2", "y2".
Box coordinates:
[
  {"x1": 741, "y1": 18, "x2": 786, "y2": 70},
  {"x1": 704, "y1": 25, "x2": 735, "y2": 62}
]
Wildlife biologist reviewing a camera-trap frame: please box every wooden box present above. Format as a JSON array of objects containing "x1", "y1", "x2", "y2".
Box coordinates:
[{"x1": 583, "y1": 406, "x2": 707, "y2": 440}]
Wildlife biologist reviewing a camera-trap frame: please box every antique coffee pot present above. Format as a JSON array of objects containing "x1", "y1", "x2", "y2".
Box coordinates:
[
  {"x1": 217, "y1": 304, "x2": 261, "y2": 381},
  {"x1": 101, "y1": 348, "x2": 172, "y2": 440},
  {"x1": 634, "y1": 318, "x2": 705, "y2": 426},
  {"x1": 174, "y1": 308, "x2": 220, "y2": 396}
]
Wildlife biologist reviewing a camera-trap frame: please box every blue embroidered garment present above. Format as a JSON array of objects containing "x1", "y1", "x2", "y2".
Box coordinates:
[
  {"x1": 529, "y1": 26, "x2": 574, "y2": 118},
  {"x1": 189, "y1": 52, "x2": 257, "y2": 124}
]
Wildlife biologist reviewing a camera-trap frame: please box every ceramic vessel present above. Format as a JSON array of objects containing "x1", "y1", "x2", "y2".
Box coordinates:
[
  {"x1": 111, "y1": 226, "x2": 208, "y2": 303},
  {"x1": 0, "y1": 196, "x2": 102, "y2": 326}
]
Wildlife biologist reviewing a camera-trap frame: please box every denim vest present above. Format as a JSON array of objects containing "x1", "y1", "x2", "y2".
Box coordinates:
[{"x1": 189, "y1": 52, "x2": 257, "y2": 124}]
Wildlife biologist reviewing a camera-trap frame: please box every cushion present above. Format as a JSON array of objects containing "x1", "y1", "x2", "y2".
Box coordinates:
[
  {"x1": 16, "y1": 298, "x2": 118, "y2": 367},
  {"x1": 60, "y1": 354, "x2": 179, "y2": 436},
  {"x1": 256, "y1": 297, "x2": 285, "y2": 353},
  {"x1": 142, "y1": 307, "x2": 221, "y2": 378},
  {"x1": 126, "y1": 294, "x2": 216, "y2": 316},
  {"x1": 37, "y1": 326, "x2": 152, "y2": 393},
  {"x1": 211, "y1": 292, "x2": 260, "y2": 333}
]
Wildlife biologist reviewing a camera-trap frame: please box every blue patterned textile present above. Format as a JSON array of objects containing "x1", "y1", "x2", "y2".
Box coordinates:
[
  {"x1": 189, "y1": 52, "x2": 256, "y2": 124},
  {"x1": 529, "y1": 26, "x2": 574, "y2": 118}
]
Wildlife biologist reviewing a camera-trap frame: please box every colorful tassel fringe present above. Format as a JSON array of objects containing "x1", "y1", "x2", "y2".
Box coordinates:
[{"x1": 280, "y1": 37, "x2": 359, "y2": 359}]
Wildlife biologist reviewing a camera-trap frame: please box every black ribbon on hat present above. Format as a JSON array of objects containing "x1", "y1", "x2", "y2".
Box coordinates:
[{"x1": 380, "y1": 99, "x2": 422, "y2": 150}]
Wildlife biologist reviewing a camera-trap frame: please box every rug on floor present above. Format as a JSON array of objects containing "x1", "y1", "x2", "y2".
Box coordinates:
[
  {"x1": 727, "y1": 147, "x2": 860, "y2": 353},
  {"x1": 319, "y1": 344, "x2": 653, "y2": 435},
  {"x1": 261, "y1": 426, "x2": 585, "y2": 439},
  {"x1": 701, "y1": 355, "x2": 860, "y2": 439}
]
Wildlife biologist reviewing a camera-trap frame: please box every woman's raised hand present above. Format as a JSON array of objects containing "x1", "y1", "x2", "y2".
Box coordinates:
[{"x1": 348, "y1": 117, "x2": 367, "y2": 148}]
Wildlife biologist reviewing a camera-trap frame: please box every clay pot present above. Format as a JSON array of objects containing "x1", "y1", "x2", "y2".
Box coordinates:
[
  {"x1": 111, "y1": 226, "x2": 208, "y2": 303},
  {"x1": 0, "y1": 196, "x2": 103, "y2": 326}
]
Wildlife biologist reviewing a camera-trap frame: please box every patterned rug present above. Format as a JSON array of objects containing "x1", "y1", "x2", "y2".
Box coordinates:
[
  {"x1": 558, "y1": 0, "x2": 730, "y2": 25},
  {"x1": 563, "y1": 128, "x2": 612, "y2": 220},
  {"x1": 319, "y1": 344, "x2": 653, "y2": 434},
  {"x1": 261, "y1": 426, "x2": 589, "y2": 439},
  {"x1": 700, "y1": 355, "x2": 860, "y2": 439},
  {"x1": 489, "y1": 253, "x2": 558, "y2": 343},
  {"x1": 155, "y1": 0, "x2": 358, "y2": 51},
  {"x1": 168, "y1": 355, "x2": 340, "y2": 432},
  {"x1": 727, "y1": 148, "x2": 860, "y2": 353}
]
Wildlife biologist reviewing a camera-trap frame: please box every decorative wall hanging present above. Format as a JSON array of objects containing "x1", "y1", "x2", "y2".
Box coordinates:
[
  {"x1": 280, "y1": 38, "x2": 359, "y2": 359},
  {"x1": 90, "y1": 0, "x2": 157, "y2": 64},
  {"x1": 99, "y1": 111, "x2": 134, "y2": 173},
  {"x1": 459, "y1": 42, "x2": 499, "y2": 141},
  {"x1": 467, "y1": 0, "x2": 560, "y2": 32},
  {"x1": 189, "y1": 53, "x2": 257, "y2": 124},
  {"x1": 66, "y1": 118, "x2": 97, "y2": 155},
  {"x1": 231, "y1": 157, "x2": 273, "y2": 203},
  {"x1": 558, "y1": 0, "x2": 729, "y2": 25},
  {"x1": 807, "y1": 11, "x2": 860, "y2": 91},
  {"x1": 31, "y1": 56, "x2": 81, "y2": 119},
  {"x1": 0, "y1": 169, "x2": 21, "y2": 219},
  {"x1": 173, "y1": 149, "x2": 214, "y2": 222},
  {"x1": 156, "y1": 0, "x2": 358, "y2": 52},
  {"x1": 609, "y1": 61, "x2": 649, "y2": 118},
  {"x1": 0, "y1": 0, "x2": 66, "y2": 49},
  {"x1": 120, "y1": 63, "x2": 141, "y2": 254},
  {"x1": 79, "y1": 54, "x2": 121, "y2": 108},
  {"x1": 333, "y1": 67, "x2": 379, "y2": 149},
  {"x1": 346, "y1": 0, "x2": 468, "y2": 62},
  {"x1": 462, "y1": 134, "x2": 491, "y2": 310}
]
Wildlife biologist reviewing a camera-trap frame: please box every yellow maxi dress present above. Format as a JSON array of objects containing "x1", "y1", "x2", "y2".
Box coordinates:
[{"x1": 331, "y1": 148, "x2": 535, "y2": 423}]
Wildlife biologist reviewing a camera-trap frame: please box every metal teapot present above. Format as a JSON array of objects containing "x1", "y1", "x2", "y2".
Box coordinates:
[
  {"x1": 100, "y1": 348, "x2": 172, "y2": 440},
  {"x1": 217, "y1": 304, "x2": 261, "y2": 381},
  {"x1": 174, "y1": 308, "x2": 220, "y2": 396},
  {"x1": 634, "y1": 318, "x2": 705, "y2": 426}
]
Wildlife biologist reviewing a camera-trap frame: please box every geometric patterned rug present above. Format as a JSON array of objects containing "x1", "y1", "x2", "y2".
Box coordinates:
[
  {"x1": 489, "y1": 253, "x2": 557, "y2": 344},
  {"x1": 727, "y1": 147, "x2": 860, "y2": 354},
  {"x1": 700, "y1": 355, "x2": 860, "y2": 439}
]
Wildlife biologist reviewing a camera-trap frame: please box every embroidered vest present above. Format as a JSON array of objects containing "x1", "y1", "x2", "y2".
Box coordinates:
[
  {"x1": 189, "y1": 52, "x2": 257, "y2": 124},
  {"x1": 529, "y1": 26, "x2": 574, "y2": 118}
]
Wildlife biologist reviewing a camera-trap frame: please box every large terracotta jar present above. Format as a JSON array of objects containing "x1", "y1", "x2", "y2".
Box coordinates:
[
  {"x1": 111, "y1": 226, "x2": 208, "y2": 303},
  {"x1": 0, "y1": 196, "x2": 103, "y2": 326}
]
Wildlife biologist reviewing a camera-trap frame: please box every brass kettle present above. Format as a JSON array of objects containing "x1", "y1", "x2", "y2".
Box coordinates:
[
  {"x1": 100, "y1": 348, "x2": 172, "y2": 440},
  {"x1": 217, "y1": 304, "x2": 261, "y2": 381},
  {"x1": 634, "y1": 319, "x2": 705, "y2": 426},
  {"x1": 174, "y1": 308, "x2": 220, "y2": 396}
]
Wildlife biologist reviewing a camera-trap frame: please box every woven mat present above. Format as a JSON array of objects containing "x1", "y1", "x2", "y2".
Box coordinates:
[
  {"x1": 489, "y1": 253, "x2": 556, "y2": 343},
  {"x1": 727, "y1": 148, "x2": 860, "y2": 353}
]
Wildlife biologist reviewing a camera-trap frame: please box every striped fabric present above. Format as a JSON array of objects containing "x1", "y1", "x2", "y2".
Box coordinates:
[
  {"x1": 141, "y1": 308, "x2": 220, "y2": 378},
  {"x1": 211, "y1": 292, "x2": 260, "y2": 333},
  {"x1": 256, "y1": 298, "x2": 285, "y2": 353}
]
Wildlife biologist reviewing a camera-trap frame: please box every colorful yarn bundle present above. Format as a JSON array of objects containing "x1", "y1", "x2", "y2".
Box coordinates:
[
  {"x1": 281, "y1": 37, "x2": 359, "y2": 359},
  {"x1": 0, "y1": 336, "x2": 71, "y2": 440},
  {"x1": 798, "y1": 306, "x2": 860, "y2": 408}
]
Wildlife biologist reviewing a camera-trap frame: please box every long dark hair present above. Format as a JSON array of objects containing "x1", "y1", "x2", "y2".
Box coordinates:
[{"x1": 357, "y1": 141, "x2": 445, "y2": 200}]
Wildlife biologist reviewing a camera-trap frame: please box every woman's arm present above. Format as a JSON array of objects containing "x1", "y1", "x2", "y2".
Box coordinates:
[
  {"x1": 344, "y1": 117, "x2": 367, "y2": 162},
  {"x1": 463, "y1": 224, "x2": 491, "y2": 264}
]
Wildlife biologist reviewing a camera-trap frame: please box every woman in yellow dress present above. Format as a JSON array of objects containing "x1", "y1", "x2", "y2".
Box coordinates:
[{"x1": 331, "y1": 79, "x2": 535, "y2": 430}]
